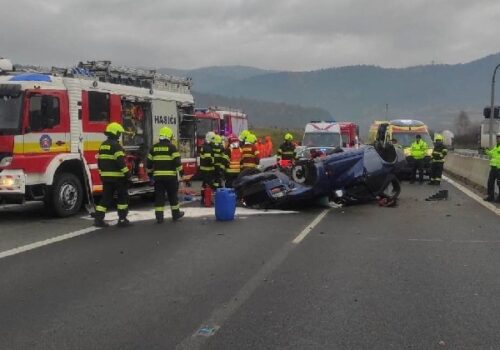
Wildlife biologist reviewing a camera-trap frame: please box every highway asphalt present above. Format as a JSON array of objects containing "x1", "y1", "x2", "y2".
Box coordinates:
[{"x1": 0, "y1": 181, "x2": 499, "y2": 349}]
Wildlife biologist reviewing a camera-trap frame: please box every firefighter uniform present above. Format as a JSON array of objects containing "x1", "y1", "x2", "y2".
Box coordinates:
[
  {"x1": 277, "y1": 133, "x2": 296, "y2": 161},
  {"x1": 212, "y1": 135, "x2": 225, "y2": 188},
  {"x1": 94, "y1": 122, "x2": 131, "y2": 228},
  {"x1": 224, "y1": 138, "x2": 241, "y2": 188},
  {"x1": 409, "y1": 135, "x2": 428, "y2": 184},
  {"x1": 147, "y1": 127, "x2": 184, "y2": 223},
  {"x1": 429, "y1": 135, "x2": 447, "y2": 185},
  {"x1": 200, "y1": 132, "x2": 216, "y2": 205},
  {"x1": 240, "y1": 134, "x2": 260, "y2": 171},
  {"x1": 484, "y1": 133, "x2": 500, "y2": 202}
]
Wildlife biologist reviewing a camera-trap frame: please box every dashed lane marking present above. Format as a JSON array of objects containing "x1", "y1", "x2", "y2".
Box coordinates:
[
  {"x1": 443, "y1": 175, "x2": 500, "y2": 217},
  {"x1": 292, "y1": 209, "x2": 330, "y2": 244},
  {"x1": 176, "y1": 209, "x2": 330, "y2": 349}
]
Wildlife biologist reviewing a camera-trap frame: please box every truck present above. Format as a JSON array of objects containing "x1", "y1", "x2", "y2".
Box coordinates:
[
  {"x1": 339, "y1": 121, "x2": 360, "y2": 148},
  {"x1": 0, "y1": 60, "x2": 196, "y2": 216},
  {"x1": 193, "y1": 107, "x2": 248, "y2": 149},
  {"x1": 480, "y1": 106, "x2": 500, "y2": 149},
  {"x1": 367, "y1": 119, "x2": 434, "y2": 177}
]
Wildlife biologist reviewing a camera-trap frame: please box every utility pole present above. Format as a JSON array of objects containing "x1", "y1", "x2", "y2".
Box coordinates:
[
  {"x1": 489, "y1": 64, "x2": 500, "y2": 148},
  {"x1": 385, "y1": 104, "x2": 389, "y2": 119}
]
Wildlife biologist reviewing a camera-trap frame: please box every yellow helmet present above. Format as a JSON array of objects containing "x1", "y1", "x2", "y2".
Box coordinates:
[
  {"x1": 246, "y1": 133, "x2": 257, "y2": 144},
  {"x1": 434, "y1": 133, "x2": 443, "y2": 142},
  {"x1": 159, "y1": 126, "x2": 173, "y2": 140},
  {"x1": 284, "y1": 133, "x2": 293, "y2": 141},
  {"x1": 105, "y1": 122, "x2": 124, "y2": 136},
  {"x1": 213, "y1": 134, "x2": 222, "y2": 145},
  {"x1": 206, "y1": 131, "x2": 216, "y2": 143},
  {"x1": 239, "y1": 130, "x2": 250, "y2": 142}
]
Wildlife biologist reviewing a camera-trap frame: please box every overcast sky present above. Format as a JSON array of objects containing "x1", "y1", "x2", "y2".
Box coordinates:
[{"x1": 2, "y1": 0, "x2": 500, "y2": 71}]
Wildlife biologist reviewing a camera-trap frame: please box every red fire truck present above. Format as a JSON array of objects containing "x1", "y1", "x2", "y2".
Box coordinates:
[
  {"x1": 193, "y1": 107, "x2": 248, "y2": 146},
  {"x1": 339, "y1": 122, "x2": 360, "y2": 148},
  {"x1": 0, "y1": 60, "x2": 196, "y2": 216}
]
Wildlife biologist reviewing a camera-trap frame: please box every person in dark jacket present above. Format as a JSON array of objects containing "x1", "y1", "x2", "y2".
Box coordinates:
[
  {"x1": 277, "y1": 133, "x2": 296, "y2": 161},
  {"x1": 94, "y1": 122, "x2": 131, "y2": 227},
  {"x1": 429, "y1": 134, "x2": 447, "y2": 185},
  {"x1": 147, "y1": 127, "x2": 184, "y2": 223},
  {"x1": 200, "y1": 132, "x2": 216, "y2": 205}
]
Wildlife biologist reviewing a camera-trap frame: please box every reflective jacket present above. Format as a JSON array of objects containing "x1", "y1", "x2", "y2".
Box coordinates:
[
  {"x1": 431, "y1": 142, "x2": 447, "y2": 163},
  {"x1": 97, "y1": 138, "x2": 130, "y2": 181},
  {"x1": 240, "y1": 143, "x2": 260, "y2": 170},
  {"x1": 410, "y1": 139, "x2": 428, "y2": 160},
  {"x1": 486, "y1": 144, "x2": 500, "y2": 168},
  {"x1": 212, "y1": 143, "x2": 226, "y2": 172},
  {"x1": 146, "y1": 140, "x2": 182, "y2": 179},
  {"x1": 199, "y1": 143, "x2": 215, "y2": 173},
  {"x1": 277, "y1": 141, "x2": 296, "y2": 160},
  {"x1": 225, "y1": 147, "x2": 241, "y2": 174}
]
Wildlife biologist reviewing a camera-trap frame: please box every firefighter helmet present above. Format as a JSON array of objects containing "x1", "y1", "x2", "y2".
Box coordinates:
[
  {"x1": 434, "y1": 133, "x2": 443, "y2": 142},
  {"x1": 206, "y1": 131, "x2": 216, "y2": 143},
  {"x1": 214, "y1": 134, "x2": 222, "y2": 145},
  {"x1": 246, "y1": 133, "x2": 257, "y2": 144},
  {"x1": 239, "y1": 130, "x2": 250, "y2": 142},
  {"x1": 105, "y1": 122, "x2": 124, "y2": 136},
  {"x1": 284, "y1": 133, "x2": 293, "y2": 141},
  {"x1": 159, "y1": 127, "x2": 173, "y2": 140}
]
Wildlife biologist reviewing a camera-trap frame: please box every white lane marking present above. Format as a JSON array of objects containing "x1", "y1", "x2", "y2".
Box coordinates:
[
  {"x1": 443, "y1": 175, "x2": 500, "y2": 217},
  {"x1": 0, "y1": 227, "x2": 100, "y2": 260},
  {"x1": 80, "y1": 207, "x2": 298, "y2": 222},
  {"x1": 292, "y1": 209, "x2": 330, "y2": 244},
  {"x1": 176, "y1": 209, "x2": 331, "y2": 350}
]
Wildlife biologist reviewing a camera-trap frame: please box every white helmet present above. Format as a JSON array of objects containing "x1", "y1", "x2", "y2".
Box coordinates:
[{"x1": 205, "y1": 131, "x2": 216, "y2": 143}]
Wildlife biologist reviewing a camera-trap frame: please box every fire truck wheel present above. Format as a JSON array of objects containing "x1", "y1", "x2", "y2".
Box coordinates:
[{"x1": 48, "y1": 173, "x2": 84, "y2": 217}]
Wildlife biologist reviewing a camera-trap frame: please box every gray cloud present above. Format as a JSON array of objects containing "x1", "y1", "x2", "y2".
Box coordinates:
[{"x1": 2, "y1": 0, "x2": 500, "y2": 71}]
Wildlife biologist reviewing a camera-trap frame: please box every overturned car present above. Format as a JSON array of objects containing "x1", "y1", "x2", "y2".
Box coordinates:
[{"x1": 234, "y1": 144, "x2": 405, "y2": 209}]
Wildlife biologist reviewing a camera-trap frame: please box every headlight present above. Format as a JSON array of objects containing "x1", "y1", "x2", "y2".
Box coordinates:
[
  {"x1": 0, "y1": 156, "x2": 12, "y2": 167},
  {"x1": 0, "y1": 176, "x2": 18, "y2": 187}
]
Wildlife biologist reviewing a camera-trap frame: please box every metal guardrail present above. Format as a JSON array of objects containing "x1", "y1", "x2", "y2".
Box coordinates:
[{"x1": 452, "y1": 149, "x2": 489, "y2": 160}]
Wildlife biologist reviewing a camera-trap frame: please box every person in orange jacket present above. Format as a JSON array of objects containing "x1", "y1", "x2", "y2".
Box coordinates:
[{"x1": 264, "y1": 136, "x2": 273, "y2": 157}]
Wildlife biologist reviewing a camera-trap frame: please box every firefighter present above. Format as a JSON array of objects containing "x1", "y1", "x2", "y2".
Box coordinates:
[
  {"x1": 212, "y1": 134, "x2": 225, "y2": 188},
  {"x1": 484, "y1": 133, "x2": 500, "y2": 202},
  {"x1": 429, "y1": 134, "x2": 448, "y2": 185},
  {"x1": 277, "y1": 133, "x2": 296, "y2": 161},
  {"x1": 94, "y1": 122, "x2": 131, "y2": 228},
  {"x1": 200, "y1": 132, "x2": 216, "y2": 205},
  {"x1": 224, "y1": 136, "x2": 241, "y2": 188},
  {"x1": 240, "y1": 133, "x2": 260, "y2": 171},
  {"x1": 409, "y1": 134, "x2": 428, "y2": 184},
  {"x1": 147, "y1": 127, "x2": 184, "y2": 224},
  {"x1": 239, "y1": 130, "x2": 250, "y2": 144}
]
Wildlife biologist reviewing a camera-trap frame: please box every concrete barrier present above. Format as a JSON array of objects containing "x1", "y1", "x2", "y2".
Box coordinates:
[{"x1": 444, "y1": 152, "x2": 490, "y2": 189}]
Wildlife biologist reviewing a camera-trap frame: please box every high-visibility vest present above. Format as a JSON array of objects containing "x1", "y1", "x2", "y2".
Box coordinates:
[
  {"x1": 410, "y1": 140, "x2": 428, "y2": 160},
  {"x1": 240, "y1": 144, "x2": 260, "y2": 169},
  {"x1": 226, "y1": 147, "x2": 241, "y2": 174},
  {"x1": 486, "y1": 145, "x2": 500, "y2": 168}
]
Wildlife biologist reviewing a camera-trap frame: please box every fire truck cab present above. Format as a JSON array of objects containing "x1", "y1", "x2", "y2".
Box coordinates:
[{"x1": 0, "y1": 60, "x2": 195, "y2": 216}]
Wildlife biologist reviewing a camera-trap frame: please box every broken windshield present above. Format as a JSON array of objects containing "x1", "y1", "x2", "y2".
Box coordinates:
[{"x1": 0, "y1": 94, "x2": 23, "y2": 134}]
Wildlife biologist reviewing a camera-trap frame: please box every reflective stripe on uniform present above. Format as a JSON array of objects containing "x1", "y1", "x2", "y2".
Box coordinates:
[
  {"x1": 100, "y1": 171, "x2": 125, "y2": 177},
  {"x1": 96, "y1": 205, "x2": 107, "y2": 213},
  {"x1": 120, "y1": 167, "x2": 129, "y2": 173},
  {"x1": 152, "y1": 155, "x2": 175, "y2": 161},
  {"x1": 98, "y1": 154, "x2": 115, "y2": 160},
  {"x1": 155, "y1": 206, "x2": 164, "y2": 212},
  {"x1": 117, "y1": 204, "x2": 128, "y2": 210},
  {"x1": 200, "y1": 166, "x2": 215, "y2": 171},
  {"x1": 153, "y1": 170, "x2": 177, "y2": 176},
  {"x1": 171, "y1": 204, "x2": 180, "y2": 210},
  {"x1": 114, "y1": 151, "x2": 125, "y2": 158}
]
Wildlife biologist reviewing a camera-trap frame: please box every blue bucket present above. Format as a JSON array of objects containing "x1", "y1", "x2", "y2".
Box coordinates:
[{"x1": 215, "y1": 188, "x2": 236, "y2": 221}]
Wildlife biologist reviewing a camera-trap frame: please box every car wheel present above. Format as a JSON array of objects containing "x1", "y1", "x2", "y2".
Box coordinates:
[{"x1": 48, "y1": 173, "x2": 84, "y2": 217}]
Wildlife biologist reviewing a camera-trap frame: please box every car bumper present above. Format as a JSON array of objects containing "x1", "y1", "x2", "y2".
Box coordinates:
[{"x1": 0, "y1": 169, "x2": 26, "y2": 203}]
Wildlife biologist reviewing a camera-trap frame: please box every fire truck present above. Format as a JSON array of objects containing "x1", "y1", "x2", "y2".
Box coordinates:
[
  {"x1": 0, "y1": 59, "x2": 196, "y2": 217},
  {"x1": 338, "y1": 122, "x2": 360, "y2": 148},
  {"x1": 193, "y1": 107, "x2": 248, "y2": 148}
]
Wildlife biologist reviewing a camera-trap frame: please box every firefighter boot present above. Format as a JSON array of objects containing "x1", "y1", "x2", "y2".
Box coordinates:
[
  {"x1": 155, "y1": 211, "x2": 164, "y2": 224},
  {"x1": 117, "y1": 210, "x2": 133, "y2": 227},
  {"x1": 172, "y1": 210, "x2": 185, "y2": 221},
  {"x1": 93, "y1": 212, "x2": 109, "y2": 228}
]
